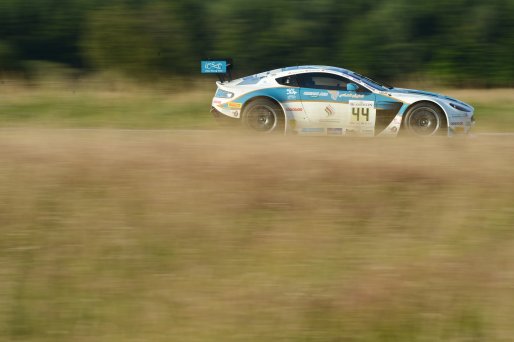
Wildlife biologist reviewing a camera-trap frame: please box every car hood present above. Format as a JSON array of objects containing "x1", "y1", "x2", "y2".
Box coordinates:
[
  {"x1": 390, "y1": 87, "x2": 447, "y2": 99},
  {"x1": 389, "y1": 87, "x2": 471, "y2": 108}
]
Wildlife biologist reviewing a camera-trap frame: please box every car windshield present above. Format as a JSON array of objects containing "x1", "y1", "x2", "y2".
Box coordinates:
[{"x1": 351, "y1": 72, "x2": 394, "y2": 90}]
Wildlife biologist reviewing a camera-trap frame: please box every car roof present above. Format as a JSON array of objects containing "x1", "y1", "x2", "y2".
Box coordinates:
[
  {"x1": 270, "y1": 65, "x2": 354, "y2": 77},
  {"x1": 232, "y1": 65, "x2": 356, "y2": 86}
]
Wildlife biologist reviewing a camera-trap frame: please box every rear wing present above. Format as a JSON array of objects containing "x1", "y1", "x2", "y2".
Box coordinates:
[{"x1": 200, "y1": 58, "x2": 234, "y2": 83}]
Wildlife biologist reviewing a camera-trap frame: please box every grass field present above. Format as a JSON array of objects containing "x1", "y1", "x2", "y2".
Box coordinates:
[
  {"x1": 0, "y1": 81, "x2": 513, "y2": 131},
  {"x1": 443, "y1": 89, "x2": 514, "y2": 132},
  {"x1": 0, "y1": 81, "x2": 215, "y2": 129},
  {"x1": 1, "y1": 130, "x2": 514, "y2": 341}
]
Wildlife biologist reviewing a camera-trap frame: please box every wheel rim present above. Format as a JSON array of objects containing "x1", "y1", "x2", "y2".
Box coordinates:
[
  {"x1": 245, "y1": 105, "x2": 277, "y2": 132},
  {"x1": 407, "y1": 107, "x2": 440, "y2": 136}
]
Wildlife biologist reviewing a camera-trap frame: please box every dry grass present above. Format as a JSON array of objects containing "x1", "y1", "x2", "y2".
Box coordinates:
[
  {"x1": 442, "y1": 88, "x2": 514, "y2": 102},
  {"x1": 1, "y1": 130, "x2": 514, "y2": 341}
]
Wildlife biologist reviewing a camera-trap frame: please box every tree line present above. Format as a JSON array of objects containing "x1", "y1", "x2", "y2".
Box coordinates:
[{"x1": 0, "y1": 0, "x2": 513, "y2": 86}]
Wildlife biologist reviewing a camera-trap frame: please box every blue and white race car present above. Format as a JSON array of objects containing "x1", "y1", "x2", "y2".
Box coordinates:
[{"x1": 205, "y1": 62, "x2": 475, "y2": 136}]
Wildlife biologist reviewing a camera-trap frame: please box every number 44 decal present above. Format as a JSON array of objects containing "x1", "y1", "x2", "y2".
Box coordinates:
[
  {"x1": 349, "y1": 100, "x2": 374, "y2": 122},
  {"x1": 352, "y1": 108, "x2": 370, "y2": 122}
]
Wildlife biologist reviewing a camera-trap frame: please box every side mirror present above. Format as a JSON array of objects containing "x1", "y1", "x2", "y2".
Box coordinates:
[{"x1": 347, "y1": 83, "x2": 359, "y2": 92}]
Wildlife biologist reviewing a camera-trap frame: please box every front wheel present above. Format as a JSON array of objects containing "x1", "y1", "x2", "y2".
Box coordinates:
[
  {"x1": 403, "y1": 102, "x2": 446, "y2": 136},
  {"x1": 241, "y1": 99, "x2": 284, "y2": 133}
]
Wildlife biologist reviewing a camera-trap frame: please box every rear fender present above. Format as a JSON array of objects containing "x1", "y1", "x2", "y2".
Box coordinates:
[{"x1": 241, "y1": 95, "x2": 288, "y2": 134}]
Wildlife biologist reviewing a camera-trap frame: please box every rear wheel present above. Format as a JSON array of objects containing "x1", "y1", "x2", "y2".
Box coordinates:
[
  {"x1": 403, "y1": 102, "x2": 446, "y2": 136},
  {"x1": 241, "y1": 99, "x2": 284, "y2": 133}
]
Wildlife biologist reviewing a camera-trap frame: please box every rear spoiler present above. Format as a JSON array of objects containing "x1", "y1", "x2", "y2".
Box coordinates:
[{"x1": 200, "y1": 58, "x2": 234, "y2": 83}]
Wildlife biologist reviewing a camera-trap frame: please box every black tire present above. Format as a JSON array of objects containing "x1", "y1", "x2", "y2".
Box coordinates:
[
  {"x1": 403, "y1": 102, "x2": 447, "y2": 136},
  {"x1": 241, "y1": 99, "x2": 285, "y2": 133}
]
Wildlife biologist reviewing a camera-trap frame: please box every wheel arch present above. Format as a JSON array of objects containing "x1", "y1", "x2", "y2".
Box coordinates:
[
  {"x1": 403, "y1": 100, "x2": 449, "y2": 132},
  {"x1": 242, "y1": 96, "x2": 287, "y2": 134}
]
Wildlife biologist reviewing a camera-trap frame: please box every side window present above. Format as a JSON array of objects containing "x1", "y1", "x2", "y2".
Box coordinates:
[
  {"x1": 298, "y1": 72, "x2": 371, "y2": 93},
  {"x1": 297, "y1": 73, "x2": 347, "y2": 90},
  {"x1": 276, "y1": 75, "x2": 298, "y2": 87}
]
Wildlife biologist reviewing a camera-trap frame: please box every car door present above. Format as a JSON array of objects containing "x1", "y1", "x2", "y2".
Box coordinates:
[{"x1": 297, "y1": 72, "x2": 377, "y2": 136}]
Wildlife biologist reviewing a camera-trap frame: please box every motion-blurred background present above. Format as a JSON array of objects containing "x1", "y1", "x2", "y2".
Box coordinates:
[
  {"x1": 1, "y1": 0, "x2": 513, "y2": 130},
  {"x1": 1, "y1": 1, "x2": 514, "y2": 342},
  {"x1": 1, "y1": 0, "x2": 513, "y2": 85}
]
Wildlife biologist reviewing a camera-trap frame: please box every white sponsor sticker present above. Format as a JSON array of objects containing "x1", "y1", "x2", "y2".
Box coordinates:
[
  {"x1": 349, "y1": 100, "x2": 374, "y2": 109},
  {"x1": 303, "y1": 91, "x2": 329, "y2": 97},
  {"x1": 339, "y1": 93, "x2": 365, "y2": 99}
]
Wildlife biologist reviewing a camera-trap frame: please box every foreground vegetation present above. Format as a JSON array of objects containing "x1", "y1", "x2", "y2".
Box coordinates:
[
  {"x1": 1, "y1": 131, "x2": 514, "y2": 341},
  {"x1": 0, "y1": 82, "x2": 513, "y2": 132}
]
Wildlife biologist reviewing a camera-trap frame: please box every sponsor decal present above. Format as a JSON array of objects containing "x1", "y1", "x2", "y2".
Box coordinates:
[
  {"x1": 450, "y1": 122, "x2": 464, "y2": 126},
  {"x1": 349, "y1": 100, "x2": 374, "y2": 109},
  {"x1": 285, "y1": 107, "x2": 303, "y2": 112},
  {"x1": 339, "y1": 93, "x2": 365, "y2": 99},
  {"x1": 304, "y1": 91, "x2": 329, "y2": 97},
  {"x1": 390, "y1": 126, "x2": 398, "y2": 133},
  {"x1": 328, "y1": 90, "x2": 339, "y2": 101},
  {"x1": 201, "y1": 61, "x2": 227, "y2": 73},
  {"x1": 232, "y1": 111, "x2": 240, "y2": 117},
  {"x1": 301, "y1": 128, "x2": 325, "y2": 133},
  {"x1": 345, "y1": 128, "x2": 358, "y2": 136},
  {"x1": 228, "y1": 102, "x2": 242, "y2": 109},
  {"x1": 327, "y1": 128, "x2": 343, "y2": 135},
  {"x1": 213, "y1": 100, "x2": 222, "y2": 104},
  {"x1": 325, "y1": 105, "x2": 335, "y2": 116},
  {"x1": 287, "y1": 88, "x2": 298, "y2": 100}
]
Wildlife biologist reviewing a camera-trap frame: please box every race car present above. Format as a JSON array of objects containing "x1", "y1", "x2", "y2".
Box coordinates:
[{"x1": 203, "y1": 61, "x2": 475, "y2": 136}]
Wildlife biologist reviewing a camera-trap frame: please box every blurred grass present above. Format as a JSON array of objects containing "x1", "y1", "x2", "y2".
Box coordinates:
[
  {"x1": 0, "y1": 80, "x2": 215, "y2": 129},
  {"x1": 443, "y1": 89, "x2": 514, "y2": 132},
  {"x1": 0, "y1": 81, "x2": 513, "y2": 131},
  {"x1": 1, "y1": 131, "x2": 514, "y2": 341}
]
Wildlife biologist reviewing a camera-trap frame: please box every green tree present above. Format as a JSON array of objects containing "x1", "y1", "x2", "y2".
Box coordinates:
[
  {"x1": 82, "y1": 2, "x2": 194, "y2": 78},
  {"x1": 0, "y1": 0, "x2": 512, "y2": 86}
]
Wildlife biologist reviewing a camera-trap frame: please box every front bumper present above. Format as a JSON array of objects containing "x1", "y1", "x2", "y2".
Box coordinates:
[{"x1": 448, "y1": 112, "x2": 475, "y2": 135}]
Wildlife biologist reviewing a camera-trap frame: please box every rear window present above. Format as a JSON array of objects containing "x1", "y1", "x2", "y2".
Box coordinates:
[{"x1": 238, "y1": 76, "x2": 264, "y2": 85}]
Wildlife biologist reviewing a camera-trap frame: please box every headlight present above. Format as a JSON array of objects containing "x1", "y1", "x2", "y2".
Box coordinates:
[
  {"x1": 449, "y1": 102, "x2": 471, "y2": 112},
  {"x1": 215, "y1": 89, "x2": 234, "y2": 98}
]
